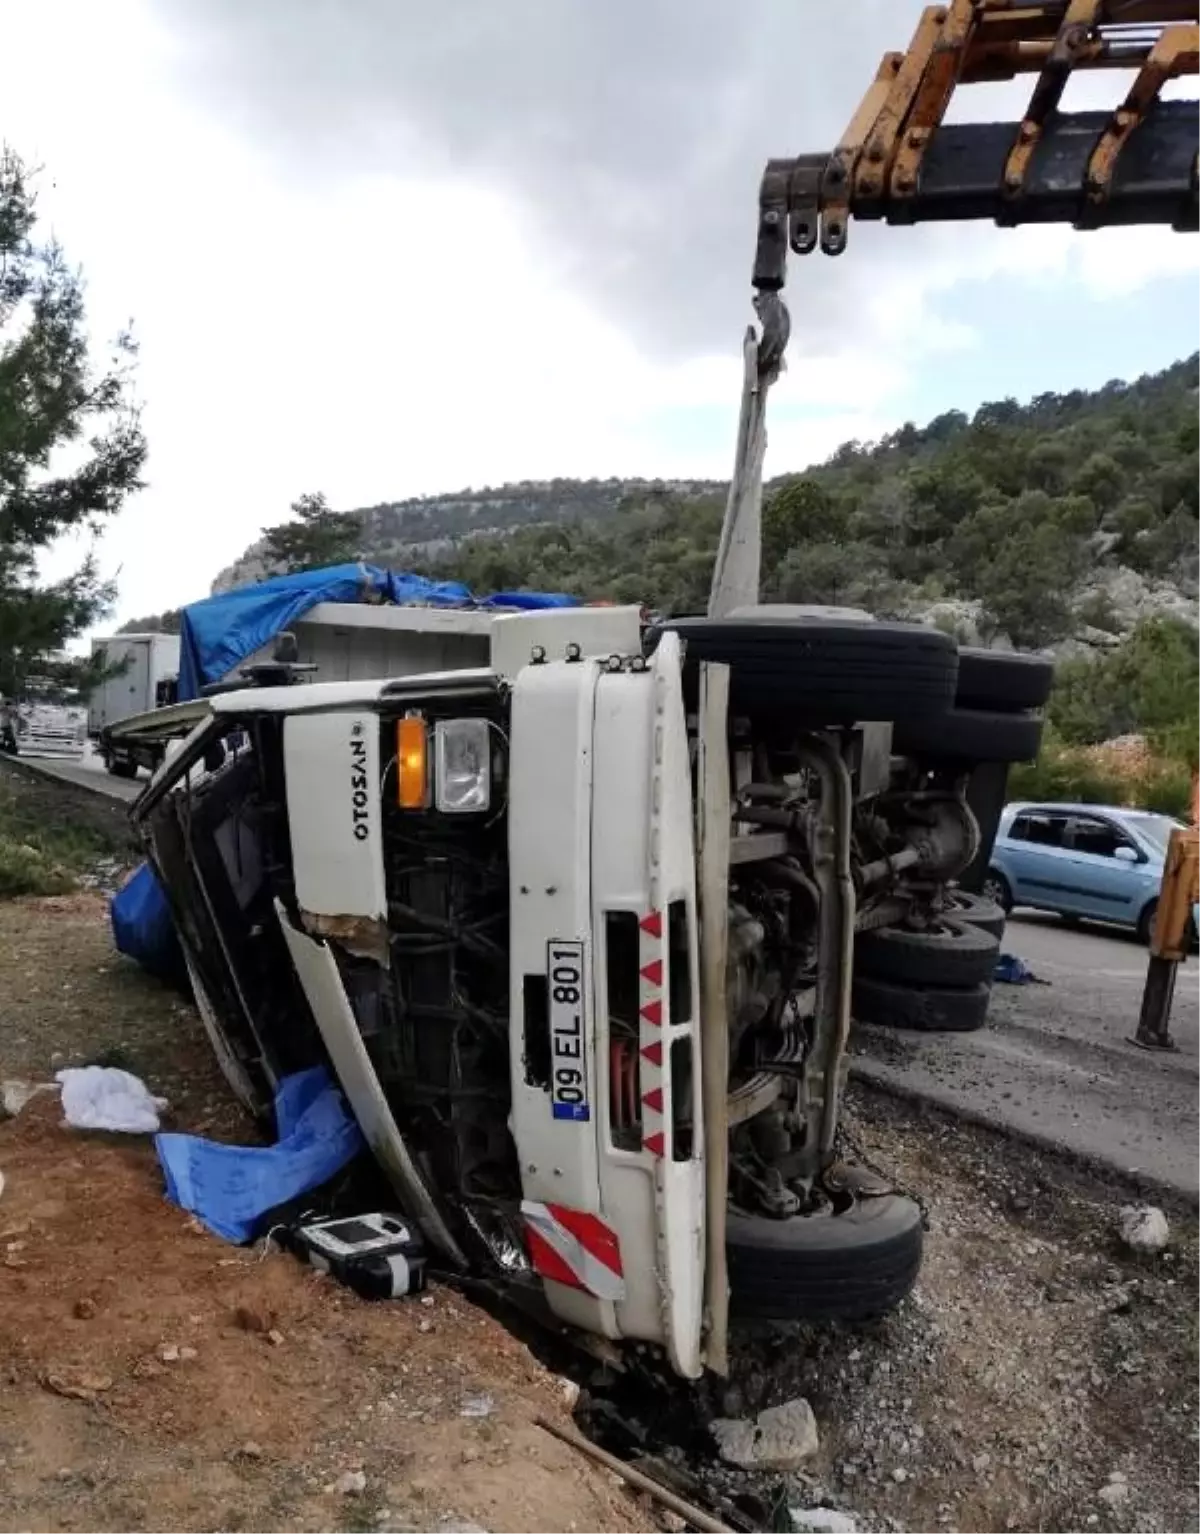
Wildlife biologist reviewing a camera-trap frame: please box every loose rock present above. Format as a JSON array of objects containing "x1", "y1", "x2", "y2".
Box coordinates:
[
  {"x1": 43, "y1": 1367, "x2": 113, "y2": 1401},
  {"x1": 72, "y1": 1297, "x2": 97, "y2": 1321},
  {"x1": 789, "y1": 1507, "x2": 858, "y2": 1533},
  {"x1": 1097, "y1": 1481, "x2": 1131, "y2": 1507},
  {"x1": 1118, "y1": 1205, "x2": 1168, "y2": 1254},
  {"x1": 711, "y1": 1397, "x2": 820, "y2": 1472},
  {"x1": 332, "y1": 1469, "x2": 368, "y2": 1496}
]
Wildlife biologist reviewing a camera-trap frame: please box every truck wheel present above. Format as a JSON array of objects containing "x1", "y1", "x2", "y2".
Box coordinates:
[
  {"x1": 726, "y1": 1195, "x2": 922, "y2": 1322},
  {"x1": 852, "y1": 974, "x2": 992, "y2": 1032},
  {"x1": 107, "y1": 757, "x2": 139, "y2": 780},
  {"x1": 667, "y1": 613, "x2": 958, "y2": 724},
  {"x1": 955, "y1": 648, "x2": 1055, "y2": 711},
  {"x1": 893, "y1": 705, "x2": 1044, "y2": 764},
  {"x1": 980, "y1": 869, "x2": 1013, "y2": 914},
  {"x1": 943, "y1": 889, "x2": 1007, "y2": 940},
  {"x1": 855, "y1": 917, "x2": 999, "y2": 987}
]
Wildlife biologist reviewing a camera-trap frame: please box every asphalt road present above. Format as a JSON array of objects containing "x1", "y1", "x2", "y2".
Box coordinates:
[
  {"x1": 14, "y1": 747, "x2": 143, "y2": 802},
  {"x1": 852, "y1": 909, "x2": 1200, "y2": 1202}
]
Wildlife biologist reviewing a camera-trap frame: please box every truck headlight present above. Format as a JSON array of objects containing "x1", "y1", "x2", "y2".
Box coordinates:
[{"x1": 434, "y1": 718, "x2": 491, "y2": 813}]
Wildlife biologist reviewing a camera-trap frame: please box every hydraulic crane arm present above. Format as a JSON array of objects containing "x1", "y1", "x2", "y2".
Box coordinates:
[{"x1": 754, "y1": 0, "x2": 1198, "y2": 312}]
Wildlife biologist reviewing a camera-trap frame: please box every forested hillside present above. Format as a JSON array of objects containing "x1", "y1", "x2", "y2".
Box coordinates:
[
  {"x1": 119, "y1": 355, "x2": 1198, "y2": 794},
  {"x1": 411, "y1": 354, "x2": 1197, "y2": 651},
  {"x1": 205, "y1": 354, "x2": 1198, "y2": 658}
]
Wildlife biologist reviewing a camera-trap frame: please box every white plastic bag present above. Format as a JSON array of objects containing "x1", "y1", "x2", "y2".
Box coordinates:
[{"x1": 56, "y1": 1067, "x2": 168, "y2": 1134}]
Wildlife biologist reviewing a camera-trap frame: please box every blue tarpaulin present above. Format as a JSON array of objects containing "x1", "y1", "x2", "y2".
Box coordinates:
[
  {"x1": 111, "y1": 862, "x2": 186, "y2": 985},
  {"x1": 177, "y1": 561, "x2": 577, "y2": 700},
  {"x1": 155, "y1": 1067, "x2": 365, "y2": 1243},
  {"x1": 994, "y1": 952, "x2": 1046, "y2": 985}
]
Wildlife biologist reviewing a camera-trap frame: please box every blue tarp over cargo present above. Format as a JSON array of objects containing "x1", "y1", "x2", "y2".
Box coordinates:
[{"x1": 177, "y1": 561, "x2": 577, "y2": 700}]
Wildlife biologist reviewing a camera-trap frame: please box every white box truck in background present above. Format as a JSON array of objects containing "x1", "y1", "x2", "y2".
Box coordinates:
[{"x1": 89, "y1": 633, "x2": 182, "y2": 778}]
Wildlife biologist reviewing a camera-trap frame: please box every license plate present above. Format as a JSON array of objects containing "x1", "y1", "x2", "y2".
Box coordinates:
[{"x1": 547, "y1": 939, "x2": 589, "y2": 1122}]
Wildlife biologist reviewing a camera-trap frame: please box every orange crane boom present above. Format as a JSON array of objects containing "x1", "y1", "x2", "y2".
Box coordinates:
[{"x1": 753, "y1": 0, "x2": 1198, "y2": 320}]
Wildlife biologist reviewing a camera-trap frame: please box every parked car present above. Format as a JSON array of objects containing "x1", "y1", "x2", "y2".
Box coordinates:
[{"x1": 984, "y1": 801, "x2": 1199, "y2": 945}]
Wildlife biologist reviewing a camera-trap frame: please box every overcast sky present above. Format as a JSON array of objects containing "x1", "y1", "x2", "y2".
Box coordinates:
[{"x1": 1, "y1": 0, "x2": 1196, "y2": 631}]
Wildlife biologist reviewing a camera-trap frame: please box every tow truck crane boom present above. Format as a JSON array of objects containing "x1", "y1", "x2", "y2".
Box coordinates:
[{"x1": 753, "y1": 0, "x2": 1197, "y2": 323}]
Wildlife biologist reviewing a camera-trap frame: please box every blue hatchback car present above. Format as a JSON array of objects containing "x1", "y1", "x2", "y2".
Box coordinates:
[{"x1": 984, "y1": 801, "x2": 1198, "y2": 945}]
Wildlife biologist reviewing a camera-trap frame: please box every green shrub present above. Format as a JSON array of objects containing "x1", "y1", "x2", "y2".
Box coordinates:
[
  {"x1": 1011, "y1": 743, "x2": 1194, "y2": 819},
  {"x1": 0, "y1": 836, "x2": 74, "y2": 897},
  {"x1": 0, "y1": 770, "x2": 133, "y2": 898}
]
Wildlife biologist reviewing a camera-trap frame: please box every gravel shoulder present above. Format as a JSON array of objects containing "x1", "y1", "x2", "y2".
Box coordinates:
[
  {"x1": 706, "y1": 1086, "x2": 1199, "y2": 1534},
  {"x1": 847, "y1": 914, "x2": 1200, "y2": 1202}
]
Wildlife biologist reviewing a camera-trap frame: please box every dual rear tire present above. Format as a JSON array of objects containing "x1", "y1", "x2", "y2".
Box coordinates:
[
  {"x1": 666, "y1": 611, "x2": 958, "y2": 724},
  {"x1": 892, "y1": 646, "x2": 1053, "y2": 764},
  {"x1": 668, "y1": 618, "x2": 1052, "y2": 764},
  {"x1": 852, "y1": 911, "x2": 1002, "y2": 1033}
]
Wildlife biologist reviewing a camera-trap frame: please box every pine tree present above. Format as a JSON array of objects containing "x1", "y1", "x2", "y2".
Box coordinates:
[
  {"x1": 0, "y1": 147, "x2": 146, "y2": 698},
  {"x1": 259, "y1": 492, "x2": 363, "y2": 574}
]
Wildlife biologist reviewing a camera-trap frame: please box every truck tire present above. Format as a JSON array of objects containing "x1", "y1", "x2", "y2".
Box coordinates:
[
  {"x1": 726, "y1": 1195, "x2": 922, "y2": 1322},
  {"x1": 892, "y1": 705, "x2": 1044, "y2": 764},
  {"x1": 852, "y1": 974, "x2": 992, "y2": 1032},
  {"x1": 106, "y1": 757, "x2": 139, "y2": 780},
  {"x1": 956, "y1": 648, "x2": 1055, "y2": 711},
  {"x1": 856, "y1": 917, "x2": 999, "y2": 987},
  {"x1": 943, "y1": 889, "x2": 1006, "y2": 940},
  {"x1": 1134, "y1": 900, "x2": 1197, "y2": 949},
  {"x1": 667, "y1": 614, "x2": 958, "y2": 724}
]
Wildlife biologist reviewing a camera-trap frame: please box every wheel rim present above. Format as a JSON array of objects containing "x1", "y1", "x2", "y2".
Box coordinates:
[{"x1": 981, "y1": 875, "x2": 1006, "y2": 907}]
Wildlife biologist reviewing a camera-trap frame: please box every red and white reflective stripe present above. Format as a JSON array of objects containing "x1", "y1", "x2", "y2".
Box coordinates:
[
  {"x1": 521, "y1": 1200, "x2": 626, "y2": 1302},
  {"x1": 638, "y1": 909, "x2": 666, "y2": 1158}
]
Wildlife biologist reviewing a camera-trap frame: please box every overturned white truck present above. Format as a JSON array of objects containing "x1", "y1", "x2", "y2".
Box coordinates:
[{"x1": 115, "y1": 539, "x2": 1050, "y2": 1379}]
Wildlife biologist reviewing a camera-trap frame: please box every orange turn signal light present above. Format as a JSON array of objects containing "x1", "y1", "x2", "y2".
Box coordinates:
[{"x1": 396, "y1": 715, "x2": 429, "y2": 809}]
